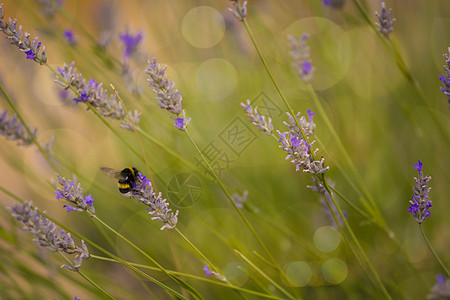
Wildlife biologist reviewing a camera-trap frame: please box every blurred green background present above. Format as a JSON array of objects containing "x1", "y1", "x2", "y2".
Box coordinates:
[{"x1": 0, "y1": 0, "x2": 449, "y2": 299}]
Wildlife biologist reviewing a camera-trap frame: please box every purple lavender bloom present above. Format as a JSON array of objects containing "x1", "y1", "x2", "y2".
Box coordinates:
[
  {"x1": 0, "y1": 4, "x2": 47, "y2": 64},
  {"x1": 63, "y1": 29, "x2": 77, "y2": 46},
  {"x1": 203, "y1": 265, "x2": 213, "y2": 277},
  {"x1": 277, "y1": 111, "x2": 328, "y2": 174},
  {"x1": 288, "y1": 34, "x2": 314, "y2": 82},
  {"x1": 323, "y1": 0, "x2": 346, "y2": 8},
  {"x1": 119, "y1": 29, "x2": 143, "y2": 60},
  {"x1": 307, "y1": 109, "x2": 316, "y2": 123},
  {"x1": 146, "y1": 58, "x2": 183, "y2": 116},
  {"x1": 54, "y1": 62, "x2": 141, "y2": 130},
  {"x1": 0, "y1": 109, "x2": 37, "y2": 145},
  {"x1": 171, "y1": 110, "x2": 191, "y2": 131},
  {"x1": 129, "y1": 172, "x2": 179, "y2": 230},
  {"x1": 428, "y1": 274, "x2": 450, "y2": 299},
  {"x1": 8, "y1": 201, "x2": 90, "y2": 271},
  {"x1": 55, "y1": 173, "x2": 96, "y2": 215},
  {"x1": 375, "y1": 2, "x2": 395, "y2": 39},
  {"x1": 408, "y1": 160, "x2": 432, "y2": 224},
  {"x1": 439, "y1": 48, "x2": 450, "y2": 105},
  {"x1": 231, "y1": 190, "x2": 248, "y2": 208}
]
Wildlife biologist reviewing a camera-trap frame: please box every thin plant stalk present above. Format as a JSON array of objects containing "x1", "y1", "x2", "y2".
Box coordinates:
[
  {"x1": 419, "y1": 224, "x2": 450, "y2": 278},
  {"x1": 58, "y1": 253, "x2": 116, "y2": 300},
  {"x1": 234, "y1": 250, "x2": 297, "y2": 300},
  {"x1": 90, "y1": 214, "x2": 204, "y2": 300},
  {"x1": 183, "y1": 129, "x2": 281, "y2": 271},
  {"x1": 91, "y1": 255, "x2": 285, "y2": 300}
]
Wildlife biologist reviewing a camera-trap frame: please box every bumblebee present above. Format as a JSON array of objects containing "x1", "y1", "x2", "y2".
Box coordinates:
[{"x1": 100, "y1": 167, "x2": 139, "y2": 196}]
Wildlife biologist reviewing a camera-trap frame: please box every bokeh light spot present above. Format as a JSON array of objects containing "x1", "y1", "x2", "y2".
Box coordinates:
[
  {"x1": 285, "y1": 261, "x2": 312, "y2": 287},
  {"x1": 181, "y1": 6, "x2": 225, "y2": 48},
  {"x1": 313, "y1": 226, "x2": 340, "y2": 253},
  {"x1": 321, "y1": 258, "x2": 348, "y2": 284},
  {"x1": 195, "y1": 58, "x2": 237, "y2": 101},
  {"x1": 223, "y1": 262, "x2": 248, "y2": 286}
]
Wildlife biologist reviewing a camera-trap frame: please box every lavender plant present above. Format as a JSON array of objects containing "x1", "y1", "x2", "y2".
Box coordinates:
[
  {"x1": 288, "y1": 34, "x2": 314, "y2": 82},
  {"x1": 0, "y1": 109, "x2": 36, "y2": 145},
  {"x1": 55, "y1": 173, "x2": 96, "y2": 214},
  {"x1": 439, "y1": 47, "x2": 450, "y2": 105},
  {"x1": 375, "y1": 2, "x2": 396, "y2": 39},
  {"x1": 408, "y1": 160, "x2": 432, "y2": 224},
  {"x1": 8, "y1": 201, "x2": 90, "y2": 271}
]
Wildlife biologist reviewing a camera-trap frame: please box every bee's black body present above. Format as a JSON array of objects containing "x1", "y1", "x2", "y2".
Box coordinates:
[
  {"x1": 101, "y1": 167, "x2": 139, "y2": 196},
  {"x1": 117, "y1": 167, "x2": 139, "y2": 194}
]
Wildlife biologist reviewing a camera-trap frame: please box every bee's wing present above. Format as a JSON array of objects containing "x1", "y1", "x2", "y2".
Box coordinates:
[{"x1": 100, "y1": 167, "x2": 123, "y2": 179}]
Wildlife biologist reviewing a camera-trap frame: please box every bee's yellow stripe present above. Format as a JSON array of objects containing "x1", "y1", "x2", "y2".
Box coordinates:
[
  {"x1": 118, "y1": 183, "x2": 130, "y2": 189},
  {"x1": 127, "y1": 167, "x2": 136, "y2": 176}
]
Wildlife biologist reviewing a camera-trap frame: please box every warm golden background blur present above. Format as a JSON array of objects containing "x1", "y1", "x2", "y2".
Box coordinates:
[{"x1": 0, "y1": 0, "x2": 449, "y2": 299}]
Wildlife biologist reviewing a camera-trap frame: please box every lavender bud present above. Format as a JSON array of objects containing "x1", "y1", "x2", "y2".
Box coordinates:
[
  {"x1": 323, "y1": 0, "x2": 346, "y2": 8},
  {"x1": 231, "y1": 190, "x2": 248, "y2": 208},
  {"x1": 408, "y1": 160, "x2": 432, "y2": 224},
  {"x1": 130, "y1": 172, "x2": 179, "y2": 230},
  {"x1": 288, "y1": 34, "x2": 314, "y2": 82},
  {"x1": 54, "y1": 173, "x2": 96, "y2": 215},
  {"x1": 63, "y1": 29, "x2": 77, "y2": 46},
  {"x1": 375, "y1": 2, "x2": 395, "y2": 39},
  {"x1": 439, "y1": 47, "x2": 450, "y2": 105},
  {"x1": 0, "y1": 109, "x2": 36, "y2": 145},
  {"x1": 428, "y1": 274, "x2": 450, "y2": 299},
  {"x1": 8, "y1": 201, "x2": 90, "y2": 271},
  {"x1": 227, "y1": 0, "x2": 247, "y2": 21},
  {"x1": 119, "y1": 28, "x2": 143, "y2": 60},
  {"x1": 240, "y1": 99, "x2": 273, "y2": 135},
  {"x1": 145, "y1": 58, "x2": 183, "y2": 116},
  {"x1": 172, "y1": 109, "x2": 191, "y2": 131}
]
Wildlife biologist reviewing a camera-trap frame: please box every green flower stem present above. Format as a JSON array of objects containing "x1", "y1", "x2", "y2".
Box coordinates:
[
  {"x1": 91, "y1": 255, "x2": 284, "y2": 300},
  {"x1": 90, "y1": 214, "x2": 203, "y2": 300},
  {"x1": 137, "y1": 127, "x2": 201, "y2": 172},
  {"x1": 305, "y1": 84, "x2": 389, "y2": 229},
  {"x1": 321, "y1": 176, "x2": 393, "y2": 300},
  {"x1": 175, "y1": 228, "x2": 221, "y2": 275},
  {"x1": 184, "y1": 129, "x2": 281, "y2": 272},
  {"x1": 419, "y1": 224, "x2": 450, "y2": 278},
  {"x1": 58, "y1": 253, "x2": 116, "y2": 300},
  {"x1": 234, "y1": 250, "x2": 297, "y2": 300},
  {"x1": 0, "y1": 186, "x2": 189, "y2": 300},
  {"x1": 0, "y1": 83, "x2": 57, "y2": 171}
]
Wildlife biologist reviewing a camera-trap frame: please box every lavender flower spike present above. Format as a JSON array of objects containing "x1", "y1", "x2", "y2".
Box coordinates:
[
  {"x1": 228, "y1": 0, "x2": 248, "y2": 21},
  {"x1": 54, "y1": 62, "x2": 140, "y2": 130},
  {"x1": 408, "y1": 160, "x2": 432, "y2": 224},
  {"x1": 240, "y1": 100, "x2": 273, "y2": 135},
  {"x1": 55, "y1": 173, "x2": 96, "y2": 215},
  {"x1": 0, "y1": 109, "x2": 37, "y2": 145},
  {"x1": 0, "y1": 3, "x2": 47, "y2": 64},
  {"x1": 131, "y1": 172, "x2": 179, "y2": 230},
  {"x1": 288, "y1": 34, "x2": 314, "y2": 82},
  {"x1": 8, "y1": 201, "x2": 90, "y2": 271},
  {"x1": 375, "y1": 2, "x2": 395, "y2": 39},
  {"x1": 428, "y1": 274, "x2": 450, "y2": 299},
  {"x1": 145, "y1": 58, "x2": 182, "y2": 115},
  {"x1": 439, "y1": 47, "x2": 450, "y2": 105}
]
